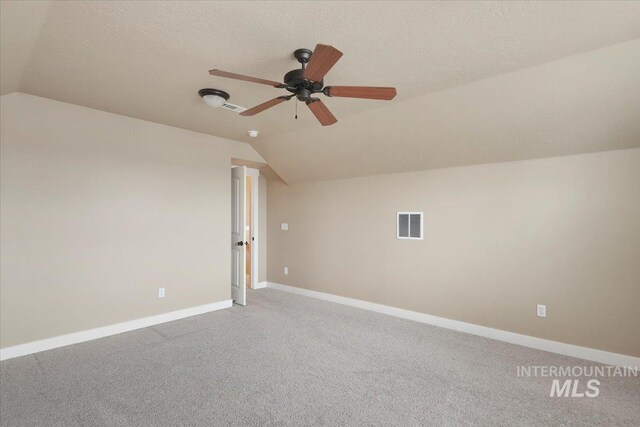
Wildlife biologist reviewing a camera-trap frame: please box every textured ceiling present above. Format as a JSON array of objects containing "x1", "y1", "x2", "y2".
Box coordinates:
[
  {"x1": 2, "y1": 1, "x2": 639, "y2": 182},
  {"x1": 260, "y1": 40, "x2": 640, "y2": 182},
  {"x1": 0, "y1": 0, "x2": 52, "y2": 95}
]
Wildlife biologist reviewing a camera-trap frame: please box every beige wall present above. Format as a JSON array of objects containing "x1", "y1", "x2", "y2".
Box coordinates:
[
  {"x1": 267, "y1": 149, "x2": 640, "y2": 357},
  {"x1": 0, "y1": 93, "x2": 264, "y2": 348},
  {"x1": 258, "y1": 174, "x2": 267, "y2": 283}
]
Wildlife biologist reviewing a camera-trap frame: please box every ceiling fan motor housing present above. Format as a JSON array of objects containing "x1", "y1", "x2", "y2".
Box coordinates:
[{"x1": 283, "y1": 68, "x2": 323, "y2": 101}]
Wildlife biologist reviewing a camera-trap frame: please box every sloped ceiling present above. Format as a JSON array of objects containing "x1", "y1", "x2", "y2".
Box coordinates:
[
  {"x1": 2, "y1": 1, "x2": 639, "y2": 183},
  {"x1": 0, "y1": 0, "x2": 52, "y2": 95}
]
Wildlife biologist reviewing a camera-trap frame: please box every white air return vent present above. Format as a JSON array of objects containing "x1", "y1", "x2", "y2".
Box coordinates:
[
  {"x1": 221, "y1": 103, "x2": 247, "y2": 113},
  {"x1": 397, "y1": 212, "x2": 423, "y2": 240}
]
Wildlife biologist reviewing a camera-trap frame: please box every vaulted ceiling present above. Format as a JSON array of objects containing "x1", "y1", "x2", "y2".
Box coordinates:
[{"x1": 2, "y1": 1, "x2": 639, "y2": 183}]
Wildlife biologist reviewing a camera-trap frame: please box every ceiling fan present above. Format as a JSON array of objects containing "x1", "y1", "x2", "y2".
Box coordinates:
[{"x1": 209, "y1": 44, "x2": 397, "y2": 126}]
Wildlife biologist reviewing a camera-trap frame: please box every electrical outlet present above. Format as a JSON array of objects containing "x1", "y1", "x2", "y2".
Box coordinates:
[
  {"x1": 284, "y1": 267, "x2": 288, "y2": 275},
  {"x1": 281, "y1": 223, "x2": 288, "y2": 231},
  {"x1": 537, "y1": 304, "x2": 546, "y2": 318},
  {"x1": 158, "y1": 288, "x2": 165, "y2": 298}
]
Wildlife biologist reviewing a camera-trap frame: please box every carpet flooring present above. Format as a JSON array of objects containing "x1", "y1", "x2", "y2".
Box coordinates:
[{"x1": 1, "y1": 288, "x2": 639, "y2": 426}]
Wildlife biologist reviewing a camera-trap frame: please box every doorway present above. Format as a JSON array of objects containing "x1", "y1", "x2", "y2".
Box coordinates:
[{"x1": 245, "y1": 168, "x2": 259, "y2": 289}]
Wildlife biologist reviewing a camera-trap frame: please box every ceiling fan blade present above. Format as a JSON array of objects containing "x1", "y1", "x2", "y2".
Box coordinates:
[
  {"x1": 325, "y1": 86, "x2": 397, "y2": 100},
  {"x1": 303, "y1": 44, "x2": 343, "y2": 82},
  {"x1": 240, "y1": 97, "x2": 290, "y2": 116},
  {"x1": 209, "y1": 69, "x2": 282, "y2": 87},
  {"x1": 307, "y1": 99, "x2": 338, "y2": 126}
]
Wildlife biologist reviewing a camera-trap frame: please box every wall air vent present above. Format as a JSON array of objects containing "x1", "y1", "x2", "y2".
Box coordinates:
[{"x1": 397, "y1": 212, "x2": 423, "y2": 240}]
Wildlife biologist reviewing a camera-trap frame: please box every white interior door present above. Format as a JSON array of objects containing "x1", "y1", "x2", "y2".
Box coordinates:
[{"x1": 231, "y1": 166, "x2": 246, "y2": 305}]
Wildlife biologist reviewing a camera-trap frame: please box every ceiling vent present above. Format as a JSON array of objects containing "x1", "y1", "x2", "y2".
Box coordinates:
[{"x1": 221, "y1": 102, "x2": 247, "y2": 113}]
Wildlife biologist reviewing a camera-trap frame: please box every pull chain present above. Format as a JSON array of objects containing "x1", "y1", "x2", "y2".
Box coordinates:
[{"x1": 295, "y1": 98, "x2": 298, "y2": 120}]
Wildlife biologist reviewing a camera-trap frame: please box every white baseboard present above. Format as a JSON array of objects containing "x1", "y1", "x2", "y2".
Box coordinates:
[
  {"x1": 254, "y1": 281, "x2": 268, "y2": 289},
  {"x1": 0, "y1": 299, "x2": 233, "y2": 361},
  {"x1": 265, "y1": 282, "x2": 639, "y2": 368}
]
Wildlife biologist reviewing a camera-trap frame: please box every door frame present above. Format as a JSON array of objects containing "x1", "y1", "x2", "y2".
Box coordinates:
[{"x1": 245, "y1": 167, "x2": 260, "y2": 290}]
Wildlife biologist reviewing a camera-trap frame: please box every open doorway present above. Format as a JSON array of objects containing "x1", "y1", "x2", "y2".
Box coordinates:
[{"x1": 245, "y1": 168, "x2": 259, "y2": 289}]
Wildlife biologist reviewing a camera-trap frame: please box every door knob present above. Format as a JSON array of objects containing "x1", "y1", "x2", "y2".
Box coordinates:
[{"x1": 237, "y1": 241, "x2": 244, "y2": 246}]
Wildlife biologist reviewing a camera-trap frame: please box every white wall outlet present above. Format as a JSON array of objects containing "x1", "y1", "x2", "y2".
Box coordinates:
[
  {"x1": 284, "y1": 267, "x2": 288, "y2": 275},
  {"x1": 281, "y1": 223, "x2": 288, "y2": 231},
  {"x1": 158, "y1": 287, "x2": 165, "y2": 298},
  {"x1": 537, "y1": 304, "x2": 546, "y2": 318}
]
